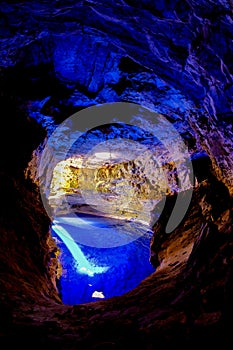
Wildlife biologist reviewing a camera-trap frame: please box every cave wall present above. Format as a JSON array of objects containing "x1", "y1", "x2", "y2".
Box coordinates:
[
  {"x1": 0, "y1": 0, "x2": 233, "y2": 348},
  {"x1": 1, "y1": 0, "x2": 232, "y2": 195},
  {"x1": 0, "y1": 96, "x2": 61, "y2": 308}
]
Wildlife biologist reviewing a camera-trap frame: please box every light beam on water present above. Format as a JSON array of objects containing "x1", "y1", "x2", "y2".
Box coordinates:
[
  {"x1": 52, "y1": 215, "x2": 155, "y2": 304},
  {"x1": 52, "y1": 222, "x2": 109, "y2": 277}
]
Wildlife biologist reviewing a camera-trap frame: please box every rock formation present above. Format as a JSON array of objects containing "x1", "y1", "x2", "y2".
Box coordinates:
[{"x1": 0, "y1": 0, "x2": 232, "y2": 348}]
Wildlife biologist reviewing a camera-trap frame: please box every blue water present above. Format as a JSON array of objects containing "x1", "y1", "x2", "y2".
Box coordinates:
[{"x1": 52, "y1": 214, "x2": 155, "y2": 305}]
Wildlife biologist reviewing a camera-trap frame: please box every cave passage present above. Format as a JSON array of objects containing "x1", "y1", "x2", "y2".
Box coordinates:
[
  {"x1": 52, "y1": 213, "x2": 155, "y2": 304},
  {"x1": 40, "y1": 111, "x2": 193, "y2": 305},
  {"x1": 42, "y1": 114, "x2": 192, "y2": 305}
]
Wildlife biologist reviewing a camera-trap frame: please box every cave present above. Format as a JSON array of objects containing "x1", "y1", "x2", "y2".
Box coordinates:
[{"x1": 0, "y1": 0, "x2": 233, "y2": 348}]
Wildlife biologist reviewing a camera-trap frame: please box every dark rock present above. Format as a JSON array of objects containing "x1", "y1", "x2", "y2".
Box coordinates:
[
  {"x1": 0, "y1": 0, "x2": 232, "y2": 348},
  {"x1": 191, "y1": 150, "x2": 212, "y2": 182}
]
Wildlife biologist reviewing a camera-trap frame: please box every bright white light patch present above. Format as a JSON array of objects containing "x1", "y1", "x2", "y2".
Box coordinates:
[
  {"x1": 92, "y1": 291, "x2": 105, "y2": 299},
  {"x1": 94, "y1": 152, "x2": 115, "y2": 160}
]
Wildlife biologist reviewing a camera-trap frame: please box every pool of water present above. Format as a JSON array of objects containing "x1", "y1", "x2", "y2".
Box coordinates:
[{"x1": 52, "y1": 214, "x2": 155, "y2": 304}]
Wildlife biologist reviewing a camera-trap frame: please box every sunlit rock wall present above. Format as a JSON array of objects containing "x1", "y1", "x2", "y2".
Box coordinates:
[
  {"x1": 42, "y1": 117, "x2": 193, "y2": 224},
  {"x1": 49, "y1": 156, "x2": 170, "y2": 223}
]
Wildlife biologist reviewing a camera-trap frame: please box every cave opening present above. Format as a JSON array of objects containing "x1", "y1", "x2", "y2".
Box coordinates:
[
  {"x1": 43, "y1": 121, "x2": 165, "y2": 304},
  {"x1": 36, "y1": 103, "x2": 194, "y2": 305}
]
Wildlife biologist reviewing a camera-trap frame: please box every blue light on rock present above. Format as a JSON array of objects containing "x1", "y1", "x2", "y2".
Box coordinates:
[{"x1": 52, "y1": 214, "x2": 155, "y2": 305}]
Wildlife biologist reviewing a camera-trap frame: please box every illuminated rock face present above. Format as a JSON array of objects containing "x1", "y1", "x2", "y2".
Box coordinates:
[
  {"x1": 49, "y1": 156, "x2": 168, "y2": 223},
  {"x1": 0, "y1": 0, "x2": 233, "y2": 348},
  {"x1": 49, "y1": 145, "x2": 191, "y2": 224},
  {"x1": 45, "y1": 121, "x2": 193, "y2": 224}
]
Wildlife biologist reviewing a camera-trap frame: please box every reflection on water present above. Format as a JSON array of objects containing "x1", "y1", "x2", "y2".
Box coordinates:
[{"x1": 52, "y1": 214, "x2": 155, "y2": 305}]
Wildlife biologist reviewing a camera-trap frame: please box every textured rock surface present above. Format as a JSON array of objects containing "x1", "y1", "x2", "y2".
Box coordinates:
[
  {"x1": 0, "y1": 0, "x2": 233, "y2": 348},
  {"x1": 48, "y1": 150, "x2": 181, "y2": 222}
]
